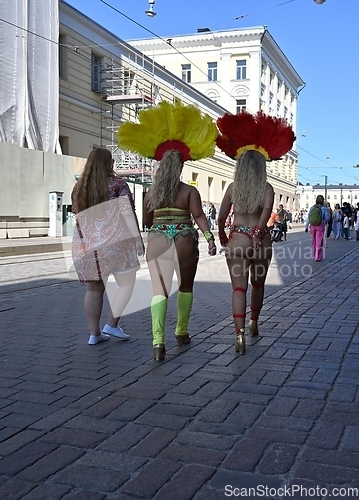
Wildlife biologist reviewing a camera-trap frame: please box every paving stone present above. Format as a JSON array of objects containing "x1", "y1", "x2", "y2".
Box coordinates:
[
  {"x1": 18, "y1": 446, "x2": 84, "y2": 482},
  {"x1": 0, "y1": 441, "x2": 57, "y2": 476},
  {"x1": 155, "y1": 464, "x2": 215, "y2": 500},
  {"x1": 0, "y1": 429, "x2": 45, "y2": 456},
  {"x1": 40, "y1": 428, "x2": 107, "y2": 448},
  {"x1": 340, "y1": 425, "x2": 359, "y2": 452},
  {"x1": 83, "y1": 396, "x2": 127, "y2": 418},
  {"x1": 246, "y1": 426, "x2": 307, "y2": 445},
  {"x1": 257, "y1": 415, "x2": 314, "y2": 432},
  {"x1": 257, "y1": 443, "x2": 299, "y2": 475},
  {"x1": 264, "y1": 396, "x2": 298, "y2": 416},
  {"x1": 209, "y1": 469, "x2": 282, "y2": 495},
  {"x1": 0, "y1": 478, "x2": 36, "y2": 500},
  {"x1": 306, "y1": 421, "x2": 344, "y2": 449},
  {"x1": 77, "y1": 450, "x2": 147, "y2": 473},
  {"x1": 56, "y1": 491, "x2": 105, "y2": 500},
  {"x1": 29, "y1": 408, "x2": 80, "y2": 431},
  {"x1": 158, "y1": 443, "x2": 226, "y2": 467},
  {"x1": 294, "y1": 462, "x2": 358, "y2": 485},
  {"x1": 64, "y1": 415, "x2": 124, "y2": 434},
  {"x1": 52, "y1": 464, "x2": 128, "y2": 492},
  {"x1": 98, "y1": 423, "x2": 151, "y2": 452},
  {"x1": 291, "y1": 399, "x2": 325, "y2": 419},
  {"x1": 20, "y1": 483, "x2": 71, "y2": 499},
  {"x1": 135, "y1": 410, "x2": 191, "y2": 430},
  {"x1": 129, "y1": 428, "x2": 176, "y2": 458},
  {"x1": 222, "y1": 438, "x2": 268, "y2": 472},
  {"x1": 175, "y1": 430, "x2": 238, "y2": 451},
  {"x1": 106, "y1": 398, "x2": 156, "y2": 421},
  {"x1": 120, "y1": 459, "x2": 181, "y2": 497}
]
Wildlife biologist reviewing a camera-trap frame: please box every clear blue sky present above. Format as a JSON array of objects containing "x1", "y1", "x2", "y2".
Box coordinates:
[{"x1": 65, "y1": 0, "x2": 359, "y2": 187}]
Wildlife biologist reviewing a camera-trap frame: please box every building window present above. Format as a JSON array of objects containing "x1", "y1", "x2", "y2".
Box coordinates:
[
  {"x1": 277, "y1": 100, "x2": 281, "y2": 114},
  {"x1": 284, "y1": 106, "x2": 288, "y2": 120},
  {"x1": 236, "y1": 60, "x2": 247, "y2": 80},
  {"x1": 327, "y1": 195, "x2": 330, "y2": 200},
  {"x1": 91, "y1": 53, "x2": 103, "y2": 93},
  {"x1": 355, "y1": 195, "x2": 358, "y2": 200},
  {"x1": 261, "y1": 83, "x2": 266, "y2": 97},
  {"x1": 207, "y1": 62, "x2": 217, "y2": 82},
  {"x1": 236, "y1": 99, "x2": 246, "y2": 113},
  {"x1": 334, "y1": 195, "x2": 337, "y2": 200},
  {"x1": 59, "y1": 34, "x2": 67, "y2": 79},
  {"x1": 181, "y1": 64, "x2": 191, "y2": 83}
]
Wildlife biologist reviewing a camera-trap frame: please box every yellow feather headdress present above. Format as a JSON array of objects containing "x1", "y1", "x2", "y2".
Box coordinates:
[{"x1": 117, "y1": 100, "x2": 218, "y2": 161}]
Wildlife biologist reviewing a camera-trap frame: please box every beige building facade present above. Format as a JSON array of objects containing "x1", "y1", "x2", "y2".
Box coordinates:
[{"x1": 130, "y1": 28, "x2": 305, "y2": 211}]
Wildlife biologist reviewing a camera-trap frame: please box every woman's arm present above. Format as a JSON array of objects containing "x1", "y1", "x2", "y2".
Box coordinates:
[
  {"x1": 189, "y1": 188, "x2": 216, "y2": 255},
  {"x1": 143, "y1": 190, "x2": 154, "y2": 229},
  {"x1": 217, "y1": 184, "x2": 232, "y2": 246}
]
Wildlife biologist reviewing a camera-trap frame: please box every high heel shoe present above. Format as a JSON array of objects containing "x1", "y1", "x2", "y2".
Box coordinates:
[
  {"x1": 175, "y1": 333, "x2": 191, "y2": 346},
  {"x1": 248, "y1": 320, "x2": 259, "y2": 336},
  {"x1": 153, "y1": 344, "x2": 166, "y2": 361},
  {"x1": 235, "y1": 329, "x2": 246, "y2": 355}
]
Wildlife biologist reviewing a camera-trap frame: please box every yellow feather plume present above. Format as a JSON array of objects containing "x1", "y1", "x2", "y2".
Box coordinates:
[{"x1": 117, "y1": 101, "x2": 218, "y2": 161}]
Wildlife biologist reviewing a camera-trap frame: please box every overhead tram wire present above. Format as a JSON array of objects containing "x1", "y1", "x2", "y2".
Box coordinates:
[
  {"x1": 209, "y1": 0, "x2": 296, "y2": 29},
  {"x1": 298, "y1": 145, "x2": 358, "y2": 181}
]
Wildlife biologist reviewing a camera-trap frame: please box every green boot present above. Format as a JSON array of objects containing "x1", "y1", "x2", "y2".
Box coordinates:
[
  {"x1": 175, "y1": 292, "x2": 193, "y2": 345},
  {"x1": 151, "y1": 295, "x2": 168, "y2": 346}
]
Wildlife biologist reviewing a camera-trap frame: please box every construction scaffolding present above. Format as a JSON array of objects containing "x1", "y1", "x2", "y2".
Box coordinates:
[{"x1": 100, "y1": 56, "x2": 157, "y2": 185}]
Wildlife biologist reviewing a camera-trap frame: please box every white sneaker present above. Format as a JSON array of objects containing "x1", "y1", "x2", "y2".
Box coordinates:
[
  {"x1": 102, "y1": 324, "x2": 130, "y2": 340},
  {"x1": 88, "y1": 333, "x2": 110, "y2": 345}
]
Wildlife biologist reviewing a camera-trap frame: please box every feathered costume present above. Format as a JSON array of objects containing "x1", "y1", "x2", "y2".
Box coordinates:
[
  {"x1": 118, "y1": 100, "x2": 218, "y2": 162},
  {"x1": 216, "y1": 110, "x2": 296, "y2": 161},
  {"x1": 117, "y1": 100, "x2": 218, "y2": 360}
]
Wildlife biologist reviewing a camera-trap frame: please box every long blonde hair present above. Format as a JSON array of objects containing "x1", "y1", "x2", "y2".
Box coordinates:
[
  {"x1": 232, "y1": 150, "x2": 267, "y2": 213},
  {"x1": 147, "y1": 150, "x2": 182, "y2": 211},
  {"x1": 74, "y1": 148, "x2": 114, "y2": 213}
]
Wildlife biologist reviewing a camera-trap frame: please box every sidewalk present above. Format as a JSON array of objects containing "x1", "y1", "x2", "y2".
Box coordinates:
[{"x1": 0, "y1": 234, "x2": 358, "y2": 499}]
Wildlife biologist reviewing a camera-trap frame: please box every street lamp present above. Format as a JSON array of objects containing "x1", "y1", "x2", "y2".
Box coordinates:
[
  {"x1": 314, "y1": 0, "x2": 326, "y2": 4},
  {"x1": 323, "y1": 175, "x2": 327, "y2": 201}
]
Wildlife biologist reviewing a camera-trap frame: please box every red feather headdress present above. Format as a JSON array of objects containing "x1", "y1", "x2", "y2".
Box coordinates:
[{"x1": 216, "y1": 110, "x2": 296, "y2": 161}]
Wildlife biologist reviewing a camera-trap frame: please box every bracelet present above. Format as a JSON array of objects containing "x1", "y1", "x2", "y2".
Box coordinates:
[
  {"x1": 252, "y1": 226, "x2": 265, "y2": 239},
  {"x1": 203, "y1": 231, "x2": 215, "y2": 242},
  {"x1": 218, "y1": 232, "x2": 229, "y2": 246}
]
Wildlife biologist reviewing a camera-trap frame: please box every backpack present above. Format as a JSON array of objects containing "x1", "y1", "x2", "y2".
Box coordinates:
[{"x1": 309, "y1": 204, "x2": 323, "y2": 226}]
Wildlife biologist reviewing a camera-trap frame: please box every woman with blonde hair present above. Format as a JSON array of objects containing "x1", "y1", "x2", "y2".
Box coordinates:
[
  {"x1": 118, "y1": 101, "x2": 217, "y2": 361},
  {"x1": 71, "y1": 147, "x2": 144, "y2": 345},
  {"x1": 217, "y1": 111, "x2": 295, "y2": 354}
]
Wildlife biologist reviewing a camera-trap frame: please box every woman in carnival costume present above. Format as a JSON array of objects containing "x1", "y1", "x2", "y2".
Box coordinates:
[
  {"x1": 118, "y1": 101, "x2": 217, "y2": 361},
  {"x1": 217, "y1": 111, "x2": 295, "y2": 354}
]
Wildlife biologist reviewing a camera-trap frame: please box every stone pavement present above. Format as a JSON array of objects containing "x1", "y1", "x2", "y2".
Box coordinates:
[{"x1": 0, "y1": 231, "x2": 359, "y2": 499}]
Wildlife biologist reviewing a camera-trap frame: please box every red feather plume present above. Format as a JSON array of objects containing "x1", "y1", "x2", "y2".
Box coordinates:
[{"x1": 216, "y1": 110, "x2": 296, "y2": 160}]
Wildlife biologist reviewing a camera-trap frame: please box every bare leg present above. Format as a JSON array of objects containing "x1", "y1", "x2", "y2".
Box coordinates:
[
  {"x1": 84, "y1": 280, "x2": 105, "y2": 336},
  {"x1": 106, "y1": 269, "x2": 137, "y2": 327}
]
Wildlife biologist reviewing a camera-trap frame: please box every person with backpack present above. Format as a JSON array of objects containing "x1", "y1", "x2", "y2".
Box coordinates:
[{"x1": 305, "y1": 195, "x2": 330, "y2": 261}]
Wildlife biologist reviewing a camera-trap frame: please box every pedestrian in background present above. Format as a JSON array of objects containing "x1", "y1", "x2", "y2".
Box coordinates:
[
  {"x1": 277, "y1": 204, "x2": 288, "y2": 241},
  {"x1": 216, "y1": 110, "x2": 295, "y2": 354},
  {"x1": 332, "y1": 203, "x2": 342, "y2": 239},
  {"x1": 305, "y1": 195, "x2": 330, "y2": 261},
  {"x1": 343, "y1": 213, "x2": 350, "y2": 240},
  {"x1": 71, "y1": 147, "x2": 144, "y2": 345},
  {"x1": 208, "y1": 202, "x2": 217, "y2": 230}
]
